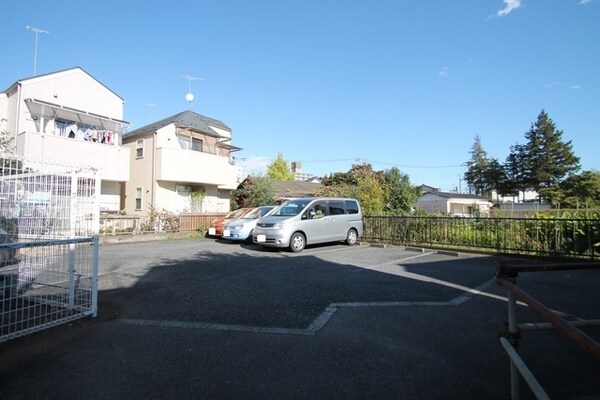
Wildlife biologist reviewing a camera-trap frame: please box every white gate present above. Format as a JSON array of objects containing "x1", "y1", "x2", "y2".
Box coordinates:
[{"x1": 0, "y1": 154, "x2": 100, "y2": 343}]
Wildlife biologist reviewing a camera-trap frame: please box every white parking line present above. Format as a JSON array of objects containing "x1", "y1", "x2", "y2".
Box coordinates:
[{"x1": 118, "y1": 256, "x2": 502, "y2": 337}]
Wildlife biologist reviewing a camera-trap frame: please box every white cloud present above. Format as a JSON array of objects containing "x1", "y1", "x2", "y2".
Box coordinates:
[
  {"x1": 487, "y1": 0, "x2": 522, "y2": 19},
  {"x1": 579, "y1": 0, "x2": 592, "y2": 4},
  {"x1": 545, "y1": 81, "x2": 582, "y2": 90},
  {"x1": 438, "y1": 67, "x2": 450, "y2": 79},
  {"x1": 497, "y1": 0, "x2": 522, "y2": 16},
  {"x1": 236, "y1": 155, "x2": 270, "y2": 177}
]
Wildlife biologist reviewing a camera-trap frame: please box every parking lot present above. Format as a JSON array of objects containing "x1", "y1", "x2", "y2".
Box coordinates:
[{"x1": 1, "y1": 238, "x2": 599, "y2": 399}]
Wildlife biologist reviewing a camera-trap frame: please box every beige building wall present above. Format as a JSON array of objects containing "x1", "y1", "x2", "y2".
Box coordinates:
[
  {"x1": 123, "y1": 132, "x2": 155, "y2": 214},
  {"x1": 122, "y1": 118, "x2": 238, "y2": 216}
]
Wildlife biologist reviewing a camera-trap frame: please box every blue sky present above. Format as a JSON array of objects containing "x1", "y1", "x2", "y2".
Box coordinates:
[{"x1": 2, "y1": 0, "x2": 598, "y2": 191}]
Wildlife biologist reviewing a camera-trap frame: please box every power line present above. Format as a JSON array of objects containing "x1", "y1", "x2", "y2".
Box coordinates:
[{"x1": 298, "y1": 158, "x2": 465, "y2": 169}]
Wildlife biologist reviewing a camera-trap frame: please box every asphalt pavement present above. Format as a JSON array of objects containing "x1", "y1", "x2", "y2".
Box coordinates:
[{"x1": 1, "y1": 239, "x2": 599, "y2": 399}]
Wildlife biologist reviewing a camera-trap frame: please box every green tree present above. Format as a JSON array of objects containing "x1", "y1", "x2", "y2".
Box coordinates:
[
  {"x1": 320, "y1": 163, "x2": 386, "y2": 215},
  {"x1": 464, "y1": 135, "x2": 490, "y2": 196},
  {"x1": 383, "y1": 167, "x2": 420, "y2": 214},
  {"x1": 0, "y1": 130, "x2": 12, "y2": 152},
  {"x1": 1, "y1": 130, "x2": 23, "y2": 176},
  {"x1": 556, "y1": 170, "x2": 600, "y2": 208},
  {"x1": 484, "y1": 158, "x2": 507, "y2": 203},
  {"x1": 266, "y1": 153, "x2": 294, "y2": 181},
  {"x1": 520, "y1": 110, "x2": 580, "y2": 194},
  {"x1": 231, "y1": 175, "x2": 276, "y2": 208},
  {"x1": 356, "y1": 174, "x2": 385, "y2": 215},
  {"x1": 501, "y1": 146, "x2": 525, "y2": 200}
]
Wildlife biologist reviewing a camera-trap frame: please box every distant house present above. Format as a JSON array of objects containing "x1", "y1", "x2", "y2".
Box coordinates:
[
  {"x1": 419, "y1": 184, "x2": 440, "y2": 194},
  {"x1": 415, "y1": 191, "x2": 493, "y2": 217},
  {"x1": 121, "y1": 110, "x2": 242, "y2": 215},
  {"x1": 272, "y1": 180, "x2": 321, "y2": 202}
]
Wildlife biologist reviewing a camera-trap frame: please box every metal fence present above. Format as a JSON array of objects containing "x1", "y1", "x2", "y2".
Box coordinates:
[
  {"x1": 364, "y1": 215, "x2": 599, "y2": 259},
  {"x1": 1, "y1": 153, "x2": 99, "y2": 343}
]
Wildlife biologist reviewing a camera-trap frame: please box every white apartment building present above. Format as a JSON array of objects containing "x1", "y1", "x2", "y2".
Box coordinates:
[{"x1": 0, "y1": 67, "x2": 130, "y2": 212}]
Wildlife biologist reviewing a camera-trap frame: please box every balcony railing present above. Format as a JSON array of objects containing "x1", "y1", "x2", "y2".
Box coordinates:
[
  {"x1": 17, "y1": 131, "x2": 130, "y2": 181},
  {"x1": 154, "y1": 147, "x2": 238, "y2": 188}
]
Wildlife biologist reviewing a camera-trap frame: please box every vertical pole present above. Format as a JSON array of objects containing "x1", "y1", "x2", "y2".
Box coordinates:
[
  {"x1": 33, "y1": 31, "x2": 39, "y2": 76},
  {"x1": 507, "y1": 279, "x2": 520, "y2": 400},
  {"x1": 91, "y1": 171, "x2": 101, "y2": 316},
  {"x1": 91, "y1": 235, "x2": 99, "y2": 317},
  {"x1": 67, "y1": 170, "x2": 78, "y2": 307},
  {"x1": 93, "y1": 169, "x2": 101, "y2": 236}
]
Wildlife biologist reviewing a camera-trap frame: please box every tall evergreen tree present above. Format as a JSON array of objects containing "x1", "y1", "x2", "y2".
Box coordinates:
[
  {"x1": 483, "y1": 158, "x2": 506, "y2": 202},
  {"x1": 464, "y1": 135, "x2": 489, "y2": 195},
  {"x1": 502, "y1": 144, "x2": 527, "y2": 200},
  {"x1": 521, "y1": 110, "x2": 580, "y2": 192}
]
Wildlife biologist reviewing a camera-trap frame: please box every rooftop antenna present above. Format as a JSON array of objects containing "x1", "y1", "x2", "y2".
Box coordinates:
[
  {"x1": 26, "y1": 25, "x2": 49, "y2": 76},
  {"x1": 183, "y1": 75, "x2": 202, "y2": 110}
]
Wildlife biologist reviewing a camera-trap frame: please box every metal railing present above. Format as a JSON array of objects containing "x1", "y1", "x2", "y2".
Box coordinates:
[
  {"x1": 363, "y1": 216, "x2": 599, "y2": 259},
  {"x1": 495, "y1": 262, "x2": 600, "y2": 399}
]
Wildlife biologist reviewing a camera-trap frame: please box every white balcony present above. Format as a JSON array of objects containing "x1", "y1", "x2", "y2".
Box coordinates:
[
  {"x1": 17, "y1": 131, "x2": 130, "y2": 182},
  {"x1": 154, "y1": 147, "x2": 238, "y2": 189}
]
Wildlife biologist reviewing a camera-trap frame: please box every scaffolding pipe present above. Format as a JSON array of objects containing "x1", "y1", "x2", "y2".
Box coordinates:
[
  {"x1": 519, "y1": 319, "x2": 600, "y2": 332},
  {"x1": 499, "y1": 337, "x2": 550, "y2": 400},
  {"x1": 507, "y1": 281, "x2": 520, "y2": 400},
  {"x1": 497, "y1": 275, "x2": 600, "y2": 361}
]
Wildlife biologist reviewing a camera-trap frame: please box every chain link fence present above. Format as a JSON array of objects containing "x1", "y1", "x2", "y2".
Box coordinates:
[{"x1": 1, "y1": 153, "x2": 99, "y2": 343}]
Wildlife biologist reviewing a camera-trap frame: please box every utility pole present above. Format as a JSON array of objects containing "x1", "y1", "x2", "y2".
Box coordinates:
[{"x1": 26, "y1": 25, "x2": 49, "y2": 76}]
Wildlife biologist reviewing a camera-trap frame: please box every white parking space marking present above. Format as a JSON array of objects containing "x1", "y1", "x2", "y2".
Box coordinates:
[{"x1": 119, "y1": 246, "x2": 504, "y2": 336}]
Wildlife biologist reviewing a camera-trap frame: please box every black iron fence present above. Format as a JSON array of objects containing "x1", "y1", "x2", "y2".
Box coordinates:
[{"x1": 364, "y1": 216, "x2": 599, "y2": 259}]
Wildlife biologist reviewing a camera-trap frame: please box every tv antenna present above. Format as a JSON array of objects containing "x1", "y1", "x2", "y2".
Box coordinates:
[
  {"x1": 26, "y1": 25, "x2": 49, "y2": 76},
  {"x1": 183, "y1": 75, "x2": 202, "y2": 109}
]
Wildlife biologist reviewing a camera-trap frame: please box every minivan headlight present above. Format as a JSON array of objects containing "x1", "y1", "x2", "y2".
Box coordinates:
[{"x1": 273, "y1": 222, "x2": 289, "y2": 230}]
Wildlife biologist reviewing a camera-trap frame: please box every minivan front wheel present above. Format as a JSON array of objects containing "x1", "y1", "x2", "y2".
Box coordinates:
[
  {"x1": 345, "y1": 228, "x2": 358, "y2": 246},
  {"x1": 289, "y1": 232, "x2": 306, "y2": 253}
]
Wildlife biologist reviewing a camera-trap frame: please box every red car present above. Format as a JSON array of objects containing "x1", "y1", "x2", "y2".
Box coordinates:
[{"x1": 208, "y1": 207, "x2": 254, "y2": 237}]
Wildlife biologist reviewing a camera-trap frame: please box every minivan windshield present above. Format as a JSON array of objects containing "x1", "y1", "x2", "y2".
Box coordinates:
[{"x1": 269, "y1": 199, "x2": 312, "y2": 217}]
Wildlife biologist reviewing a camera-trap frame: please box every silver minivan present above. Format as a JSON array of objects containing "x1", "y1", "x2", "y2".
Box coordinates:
[{"x1": 252, "y1": 197, "x2": 364, "y2": 252}]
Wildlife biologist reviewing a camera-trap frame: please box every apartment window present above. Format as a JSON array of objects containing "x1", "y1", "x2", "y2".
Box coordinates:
[
  {"x1": 191, "y1": 137, "x2": 203, "y2": 152},
  {"x1": 136, "y1": 139, "x2": 144, "y2": 158},
  {"x1": 177, "y1": 135, "x2": 203, "y2": 152},
  {"x1": 135, "y1": 187, "x2": 142, "y2": 210}
]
